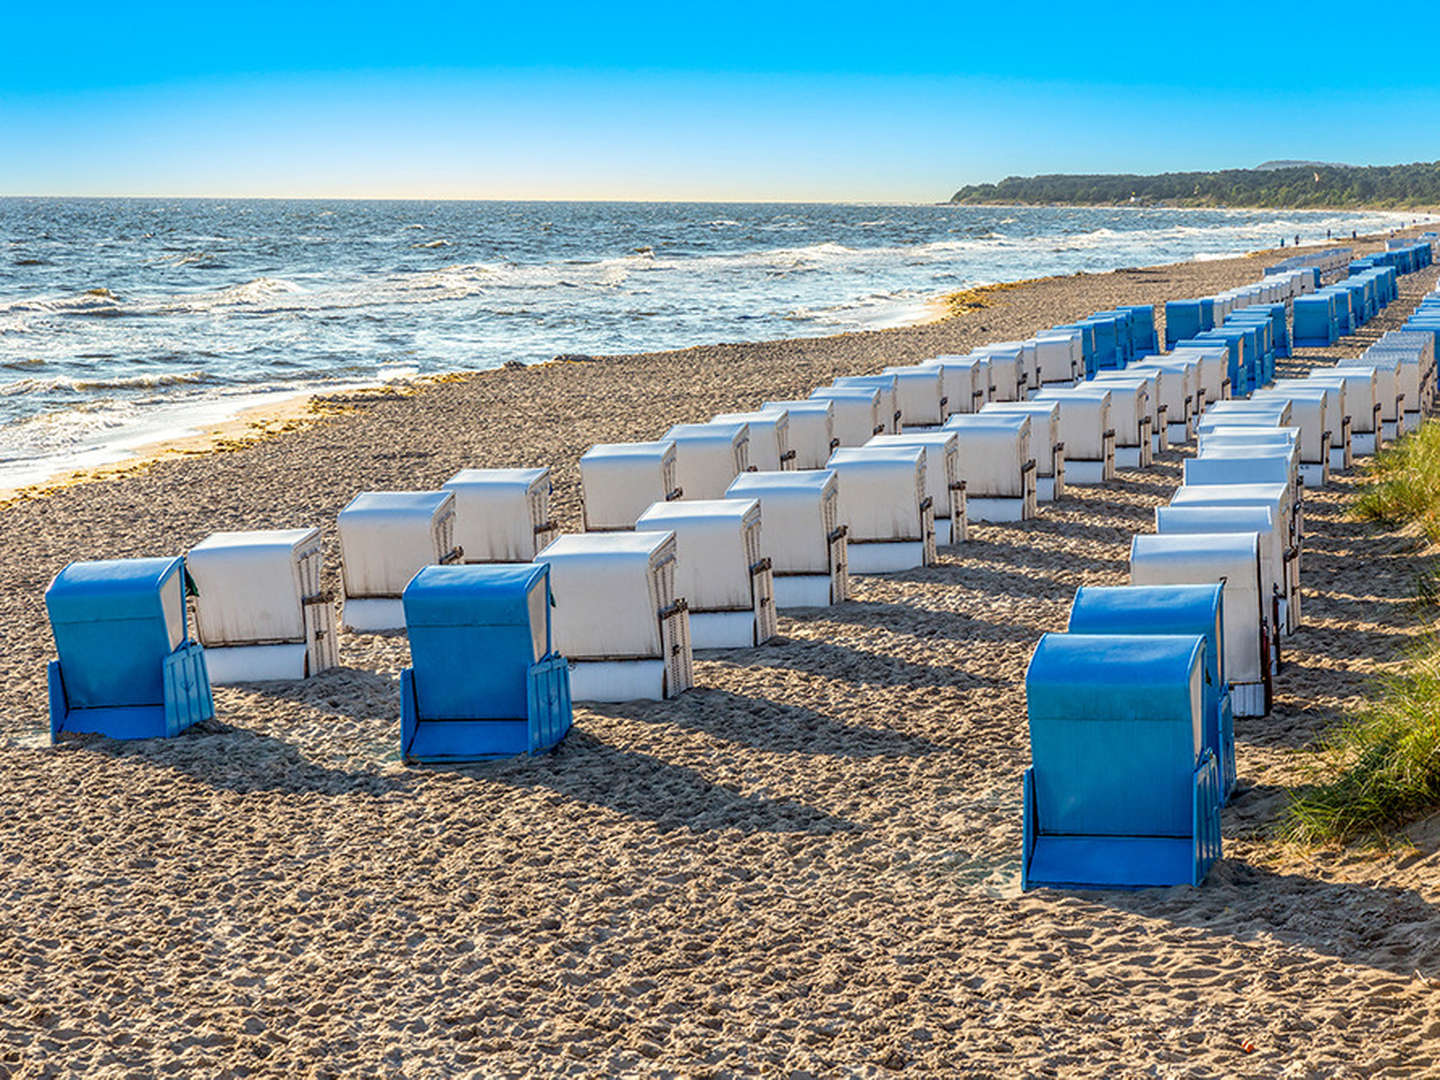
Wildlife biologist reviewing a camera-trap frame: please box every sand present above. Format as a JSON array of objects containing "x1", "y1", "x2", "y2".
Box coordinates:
[{"x1": 4, "y1": 234, "x2": 1440, "y2": 1078}]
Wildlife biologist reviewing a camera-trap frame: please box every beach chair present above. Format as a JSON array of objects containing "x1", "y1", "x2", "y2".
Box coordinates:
[
  {"x1": 1096, "y1": 368, "x2": 1167, "y2": 455},
  {"x1": 662, "y1": 422, "x2": 750, "y2": 501},
  {"x1": 580, "y1": 441, "x2": 681, "y2": 531},
  {"x1": 1033, "y1": 386, "x2": 1115, "y2": 484},
  {"x1": 187, "y1": 528, "x2": 338, "y2": 683},
  {"x1": 1067, "y1": 583, "x2": 1235, "y2": 800},
  {"x1": 635, "y1": 499, "x2": 776, "y2": 649},
  {"x1": 1132, "y1": 355, "x2": 1200, "y2": 443},
  {"x1": 866, "y1": 430, "x2": 967, "y2": 544},
  {"x1": 973, "y1": 344, "x2": 1026, "y2": 401},
  {"x1": 833, "y1": 375, "x2": 901, "y2": 433},
  {"x1": 759, "y1": 399, "x2": 837, "y2": 469},
  {"x1": 45, "y1": 557, "x2": 215, "y2": 742},
  {"x1": 399, "y1": 563, "x2": 571, "y2": 763},
  {"x1": 825, "y1": 446, "x2": 936, "y2": 572},
  {"x1": 942, "y1": 412, "x2": 1038, "y2": 521},
  {"x1": 725, "y1": 470, "x2": 849, "y2": 608},
  {"x1": 1335, "y1": 357, "x2": 1405, "y2": 441},
  {"x1": 1182, "y1": 457, "x2": 1300, "y2": 544},
  {"x1": 878, "y1": 365, "x2": 947, "y2": 429},
  {"x1": 338, "y1": 491, "x2": 460, "y2": 632},
  {"x1": 712, "y1": 411, "x2": 794, "y2": 472},
  {"x1": 1264, "y1": 382, "x2": 1348, "y2": 476},
  {"x1": 1087, "y1": 373, "x2": 1154, "y2": 466},
  {"x1": 918, "y1": 355, "x2": 991, "y2": 415},
  {"x1": 1022, "y1": 632, "x2": 1222, "y2": 890},
  {"x1": 1168, "y1": 345, "x2": 1231, "y2": 409},
  {"x1": 1029, "y1": 331, "x2": 1081, "y2": 389},
  {"x1": 536, "y1": 531, "x2": 694, "y2": 702},
  {"x1": 442, "y1": 468, "x2": 557, "y2": 563},
  {"x1": 1157, "y1": 503, "x2": 1294, "y2": 651},
  {"x1": 1130, "y1": 532, "x2": 1270, "y2": 718},
  {"x1": 1307, "y1": 368, "x2": 1381, "y2": 456},
  {"x1": 980, "y1": 401, "x2": 1064, "y2": 501},
  {"x1": 809, "y1": 386, "x2": 884, "y2": 446}
]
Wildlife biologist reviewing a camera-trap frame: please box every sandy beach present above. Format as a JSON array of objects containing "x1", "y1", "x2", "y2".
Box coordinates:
[{"x1": 5, "y1": 234, "x2": 1440, "y2": 1078}]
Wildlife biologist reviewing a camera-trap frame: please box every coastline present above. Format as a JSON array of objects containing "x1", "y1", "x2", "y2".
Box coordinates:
[{"x1": 4, "y1": 226, "x2": 1440, "y2": 1075}]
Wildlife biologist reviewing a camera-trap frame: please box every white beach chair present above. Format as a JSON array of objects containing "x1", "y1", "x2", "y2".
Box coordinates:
[
  {"x1": 1030, "y1": 330, "x2": 1082, "y2": 389},
  {"x1": 337, "y1": 491, "x2": 460, "y2": 632},
  {"x1": 824, "y1": 446, "x2": 936, "y2": 573},
  {"x1": 1169, "y1": 346, "x2": 1231, "y2": 407},
  {"x1": 1130, "y1": 532, "x2": 1271, "y2": 718},
  {"x1": 866, "y1": 430, "x2": 968, "y2": 544},
  {"x1": 442, "y1": 467, "x2": 557, "y2": 563},
  {"x1": 1033, "y1": 387, "x2": 1116, "y2": 484},
  {"x1": 1132, "y1": 355, "x2": 1200, "y2": 442},
  {"x1": 1246, "y1": 391, "x2": 1331, "y2": 486},
  {"x1": 662, "y1": 422, "x2": 751, "y2": 501},
  {"x1": 759, "y1": 399, "x2": 837, "y2": 469},
  {"x1": 973, "y1": 345, "x2": 1026, "y2": 402},
  {"x1": 942, "y1": 413, "x2": 1037, "y2": 522},
  {"x1": 809, "y1": 386, "x2": 884, "y2": 446},
  {"x1": 188, "y1": 528, "x2": 338, "y2": 683},
  {"x1": 833, "y1": 375, "x2": 901, "y2": 433},
  {"x1": 635, "y1": 499, "x2": 777, "y2": 649},
  {"x1": 1335, "y1": 357, "x2": 1405, "y2": 440},
  {"x1": 1088, "y1": 373, "x2": 1156, "y2": 465},
  {"x1": 918, "y1": 355, "x2": 991, "y2": 414},
  {"x1": 536, "y1": 530, "x2": 694, "y2": 702},
  {"x1": 580, "y1": 440, "x2": 681, "y2": 531},
  {"x1": 881, "y1": 365, "x2": 947, "y2": 429},
  {"x1": 712, "y1": 411, "x2": 795, "y2": 472},
  {"x1": 1307, "y1": 368, "x2": 1381, "y2": 456},
  {"x1": 1273, "y1": 378, "x2": 1351, "y2": 472},
  {"x1": 725, "y1": 470, "x2": 848, "y2": 608},
  {"x1": 979, "y1": 401, "x2": 1064, "y2": 501}
]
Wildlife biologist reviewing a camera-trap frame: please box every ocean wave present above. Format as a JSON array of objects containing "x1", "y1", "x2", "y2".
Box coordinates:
[
  {"x1": 411, "y1": 239, "x2": 450, "y2": 249},
  {"x1": 1, "y1": 370, "x2": 215, "y2": 396}
]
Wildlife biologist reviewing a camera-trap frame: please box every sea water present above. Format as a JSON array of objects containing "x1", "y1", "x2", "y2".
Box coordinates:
[{"x1": 0, "y1": 198, "x2": 1420, "y2": 487}]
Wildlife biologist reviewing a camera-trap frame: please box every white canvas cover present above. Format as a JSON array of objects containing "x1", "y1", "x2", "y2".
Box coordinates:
[
  {"x1": 834, "y1": 375, "x2": 901, "y2": 433},
  {"x1": 1275, "y1": 379, "x2": 1347, "y2": 447},
  {"x1": 537, "y1": 530, "x2": 676, "y2": 659},
  {"x1": 1086, "y1": 375, "x2": 1150, "y2": 450},
  {"x1": 1034, "y1": 386, "x2": 1113, "y2": 460},
  {"x1": 918, "y1": 355, "x2": 990, "y2": 415},
  {"x1": 881, "y1": 365, "x2": 947, "y2": 427},
  {"x1": 1094, "y1": 369, "x2": 1164, "y2": 433},
  {"x1": 726, "y1": 469, "x2": 842, "y2": 577},
  {"x1": 943, "y1": 413, "x2": 1031, "y2": 498},
  {"x1": 1130, "y1": 532, "x2": 1264, "y2": 684},
  {"x1": 825, "y1": 446, "x2": 927, "y2": 542},
  {"x1": 760, "y1": 399, "x2": 836, "y2": 469},
  {"x1": 190, "y1": 528, "x2": 318, "y2": 645},
  {"x1": 1247, "y1": 391, "x2": 1328, "y2": 464},
  {"x1": 580, "y1": 440, "x2": 679, "y2": 530},
  {"x1": 809, "y1": 386, "x2": 883, "y2": 446},
  {"x1": 442, "y1": 467, "x2": 554, "y2": 562},
  {"x1": 713, "y1": 411, "x2": 793, "y2": 471},
  {"x1": 1168, "y1": 346, "x2": 1230, "y2": 404},
  {"x1": 636, "y1": 499, "x2": 762, "y2": 614},
  {"x1": 1203, "y1": 399, "x2": 1291, "y2": 427},
  {"x1": 663, "y1": 422, "x2": 750, "y2": 501},
  {"x1": 338, "y1": 491, "x2": 456, "y2": 599},
  {"x1": 1308, "y1": 369, "x2": 1378, "y2": 432},
  {"x1": 981, "y1": 401, "x2": 1061, "y2": 480},
  {"x1": 866, "y1": 431, "x2": 964, "y2": 529},
  {"x1": 1030, "y1": 332, "x2": 1081, "y2": 386},
  {"x1": 1132, "y1": 356, "x2": 1199, "y2": 431},
  {"x1": 1184, "y1": 455, "x2": 1294, "y2": 494},
  {"x1": 973, "y1": 345, "x2": 1025, "y2": 401},
  {"x1": 1336, "y1": 357, "x2": 1402, "y2": 423},
  {"x1": 1155, "y1": 504, "x2": 1287, "y2": 639}
]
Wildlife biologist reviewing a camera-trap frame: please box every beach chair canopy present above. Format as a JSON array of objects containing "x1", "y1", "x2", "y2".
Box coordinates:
[
  {"x1": 442, "y1": 467, "x2": 554, "y2": 563},
  {"x1": 759, "y1": 399, "x2": 836, "y2": 469},
  {"x1": 825, "y1": 446, "x2": 927, "y2": 541},
  {"x1": 866, "y1": 431, "x2": 961, "y2": 520},
  {"x1": 636, "y1": 498, "x2": 763, "y2": 613},
  {"x1": 537, "y1": 530, "x2": 677, "y2": 660},
  {"x1": 833, "y1": 375, "x2": 901, "y2": 431},
  {"x1": 188, "y1": 528, "x2": 317, "y2": 647},
  {"x1": 338, "y1": 491, "x2": 457, "y2": 598},
  {"x1": 662, "y1": 422, "x2": 750, "y2": 501},
  {"x1": 726, "y1": 469, "x2": 841, "y2": 575},
  {"x1": 880, "y1": 365, "x2": 946, "y2": 427},
  {"x1": 1034, "y1": 387, "x2": 1112, "y2": 459},
  {"x1": 809, "y1": 386, "x2": 883, "y2": 446},
  {"x1": 580, "y1": 441, "x2": 680, "y2": 531},
  {"x1": 943, "y1": 413, "x2": 1032, "y2": 497},
  {"x1": 713, "y1": 411, "x2": 792, "y2": 472}
]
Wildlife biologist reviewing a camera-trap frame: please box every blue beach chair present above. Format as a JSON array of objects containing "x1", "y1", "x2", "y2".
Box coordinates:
[
  {"x1": 1022, "y1": 633, "x2": 1223, "y2": 891},
  {"x1": 1066, "y1": 584, "x2": 1236, "y2": 801},
  {"x1": 45, "y1": 557, "x2": 214, "y2": 742},
  {"x1": 400, "y1": 563, "x2": 572, "y2": 763}
]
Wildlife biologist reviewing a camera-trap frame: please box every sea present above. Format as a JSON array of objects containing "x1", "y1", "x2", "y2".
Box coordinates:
[{"x1": 0, "y1": 198, "x2": 1425, "y2": 488}]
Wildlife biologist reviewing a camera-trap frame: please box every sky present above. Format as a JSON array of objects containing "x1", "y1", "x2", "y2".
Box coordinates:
[{"x1": 4, "y1": 1, "x2": 1438, "y2": 202}]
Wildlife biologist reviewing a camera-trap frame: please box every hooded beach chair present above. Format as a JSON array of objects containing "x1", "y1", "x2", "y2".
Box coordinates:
[
  {"x1": 881, "y1": 365, "x2": 947, "y2": 429},
  {"x1": 824, "y1": 445, "x2": 936, "y2": 573},
  {"x1": 1168, "y1": 345, "x2": 1231, "y2": 409},
  {"x1": 1095, "y1": 368, "x2": 1167, "y2": 455},
  {"x1": 1067, "y1": 584, "x2": 1235, "y2": 801},
  {"x1": 338, "y1": 491, "x2": 460, "y2": 632},
  {"x1": 1021, "y1": 633, "x2": 1222, "y2": 890},
  {"x1": 833, "y1": 375, "x2": 901, "y2": 433},
  {"x1": 1030, "y1": 330, "x2": 1082, "y2": 389},
  {"x1": 1307, "y1": 368, "x2": 1381, "y2": 456},
  {"x1": 866, "y1": 431, "x2": 967, "y2": 544},
  {"x1": 1087, "y1": 373, "x2": 1153, "y2": 466},
  {"x1": 942, "y1": 413, "x2": 1038, "y2": 521},
  {"x1": 980, "y1": 401, "x2": 1064, "y2": 501},
  {"x1": 442, "y1": 468, "x2": 558, "y2": 563},
  {"x1": 809, "y1": 386, "x2": 884, "y2": 446},
  {"x1": 187, "y1": 528, "x2": 338, "y2": 683},
  {"x1": 1182, "y1": 457, "x2": 1300, "y2": 545},
  {"x1": 662, "y1": 422, "x2": 750, "y2": 501},
  {"x1": 1247, "y1": 389, "x2": 1333, "y2": 485},
  {"x1": 760, "y1": 399, "x2": 837, "y2": 469},
  {"x1": 1157, "y1": 503, "x2": 1293, "y2": 652},
  {"x1": 635, "y1": 499, "x2": 777, "y2": 649},
  {"x1": 1033, "y1": 386, "x2": 1115, "y2": 484},
  {"x1": 1336, "y1": 357, "x2": 1405, "y2": 440},
  {"x1": 973, "y1": 344, "x2": 1026, "y2": 401},
  {"x1": 919, "y1": 354, "x2": 991, "y2": 414},
  {"x1": 45, "y1": 557, "x2": 215, "y2": 742},
  {"x1": 536, "y1": 531, "x2": 694, "y2": 702},
  {"x1": 725, "y1": 470, "x2": 848, "y2": 608},
  {"x1": 1278, "y1": 377, "x2": 1350, "y2": 471},
  {"x1": 1132, "y1": 355, "x2": 1200, "y2": 442},
  {"x1": 1130, "y1": 532, "x2": 1270, "y2": 718},
  {"x1": 712, "y1": 411, "x2": 795, "y2": 472},
  {"x1": 579, "y1": 440, "x2": 681, "y2": 531},
  {"x1": 399, "y1": 563, "x2": 571, "y2": 763}
]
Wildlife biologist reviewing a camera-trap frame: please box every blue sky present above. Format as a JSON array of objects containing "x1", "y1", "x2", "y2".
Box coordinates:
[{"x1": 4, "y1": 2, "x2": 1437, "y2": 201}]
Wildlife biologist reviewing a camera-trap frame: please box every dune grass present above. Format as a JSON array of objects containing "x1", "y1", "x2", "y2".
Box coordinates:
[{"x1": 1281, "y1": 420, "x2": 1440, "y2": 845}]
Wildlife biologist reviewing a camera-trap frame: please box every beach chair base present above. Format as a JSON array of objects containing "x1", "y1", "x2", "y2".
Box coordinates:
[
  {"x1": 1065, "y1": 459, "x2": 1107, "y2": 485},
  {"x1": 400, "y1": 656, "x2": 572, "y2": 763},
  {"x1": 965, "y1": 497, "x2": 1028, "y2": 523},
  {"x1": 1167, "y1": 421, "x2": 1191, "y2": 444},
  {"x1": 1114, "y1": 446, "x2": 1146, "y2": 470},
  {"x1": 690, "y1": 610, "x2": 764, "y2": 650},
  {"x1": 1021, "y1": 752, "x2": 1222, "y2": 891},
  {"x1": 204, "y1": 643, "x2": 310, "y2": 684},
  {"x1": 1299, "y1": 461, "x2": 1328, "y2": 490},
  {"x1": 773, "y1": 574, "x2": 837, "y2": 609},
  {"x1": 1036, "y1": 477, "x2": 1058, "y2": 503},
  {"x1": 49, "y1": 642, "x2": 214, "y2": 743},
  {"x1": 847, "y1": 540, "x2": 927, "y2": 574},
  {"x1": 1383, "y1": 420, "x2": 1401, "y2": 441},
  {"x1": 342, "y1": 597, "x2": 406, "y2": 633},
  {"x1": 1232, "y1": 680, "x2": 1268, "y2": 718},
  {"x1": 935, "y1": 517, "x2": 961, "y2": 546},
  {"x1": 1329, "y1": 444, "x2": 1350, "y2": 472},
  {"x1": 570, "y1": 659, "x2": 674, "y2": 703},
  {"x1": 1352, "y1": 432, "x2": 1377, "y2": 456}
]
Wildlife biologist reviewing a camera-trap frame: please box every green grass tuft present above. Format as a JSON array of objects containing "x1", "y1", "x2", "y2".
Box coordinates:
[{"x1": 1352, "y1": 419, "x2": 1440, "y2": 539}]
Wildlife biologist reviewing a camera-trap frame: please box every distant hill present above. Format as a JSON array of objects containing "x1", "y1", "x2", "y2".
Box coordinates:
[{"x1": 950, "y1": 162, "x2": 1440, "y2": 209}]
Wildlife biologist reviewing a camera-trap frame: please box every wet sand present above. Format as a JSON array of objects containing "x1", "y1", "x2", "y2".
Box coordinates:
[{"x1": 4, "y1": 236, "x2": 1440, "y2": 1078}]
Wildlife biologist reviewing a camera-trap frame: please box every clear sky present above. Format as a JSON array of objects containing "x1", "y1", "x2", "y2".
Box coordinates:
[{"x1": 4, "y1": 1, "x2": 1437, "y2": 202}]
